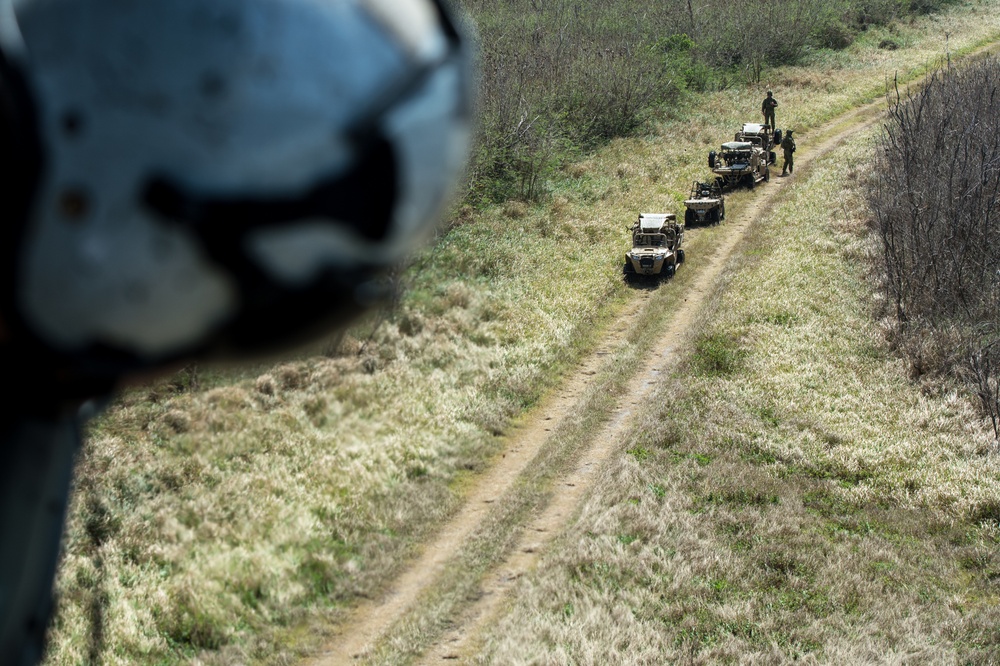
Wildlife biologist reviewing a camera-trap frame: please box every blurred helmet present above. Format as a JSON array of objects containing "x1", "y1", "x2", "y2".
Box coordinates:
[{"x1": 0, "y1": 0, "x2": 475, "y2": 398}]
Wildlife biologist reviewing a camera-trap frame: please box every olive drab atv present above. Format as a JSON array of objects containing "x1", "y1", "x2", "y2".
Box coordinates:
[
  {"x1": 708, "y1": 124, "x2": 772, "y2": 190},
  {"x1": 683, "y1": 180, "x2": 725, "y2": 226},
  {"x1": 623, "y1": 213, "x2": 686, "y2": 281}
]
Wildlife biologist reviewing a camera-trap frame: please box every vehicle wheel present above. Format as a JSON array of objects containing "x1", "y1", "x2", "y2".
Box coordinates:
[
  {"x1": 685, "y1": 209, "x2": 696, "y2": 226},
  {"x1": 664, "y1": 263, "x2": 676, "y2": 278},
  {"x1": 720, "y1": 203, "x2": 726, "y2": 221},
  {"x1": 715, "y1": 177, "x2": 725, "y2": 190},
  {"x1": 677, "y1": 249, "x2": 685, "y2": 264},
  {"x1": 764, "y1": 167, "x2": 770, "y2": 182},
  {"x1": 743, "y1": 174, "x2": 754, "y2": 190}
]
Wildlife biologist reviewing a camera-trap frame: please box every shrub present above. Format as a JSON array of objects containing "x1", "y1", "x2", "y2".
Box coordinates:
[
  {"x1": 692, "y1": 333, "x2": 747, "y2": 377},
  {"x1": 811, "y1": 18, "x2": 856, "y2": 50},
  {"x1": 867, "y1": 58, "x2": 1000, "y2": 437},
  {"x1": 855, "y1": 0, "x2": 907, "y2": 28}
]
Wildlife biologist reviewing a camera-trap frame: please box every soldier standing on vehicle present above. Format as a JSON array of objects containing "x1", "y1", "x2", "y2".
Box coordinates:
[
  {"x1": 761, "y1": 90, "x2": 778, "y2": 129},
  {"x1": 781, "y1": 129, "x2": 796, "y2": 176}
]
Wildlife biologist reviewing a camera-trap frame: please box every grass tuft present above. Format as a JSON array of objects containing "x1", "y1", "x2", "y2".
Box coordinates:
[{"x1": 690, "y1": 333, "x2": 747, "y2": 377}]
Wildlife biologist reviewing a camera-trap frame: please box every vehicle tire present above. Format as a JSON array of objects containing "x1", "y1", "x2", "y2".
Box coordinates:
[
  {"x1": 710, "y1": 208, "x2": 720, "y2": 225},
  {"x1": 708, "y1": 151, "x2": 717, "y2": 169},
  {"x1": 743, "y1": 174, "x2": 754, "y2": 190},
  {"x1": 685, "y1": 209, "x2": 696, "y2": 226},
  {"x1": 769, "y1": 150, "x2": 776, "y2": 165},
  {"x1": 677, "y1": 249, "x2": 685, "y2": 264},
  {"x1": 715, "y1": 176, "x2": 725, "y2": 191},
  {"x1": 764, "y1": 167, "x2": 770, "y2": 182},
  {"x1": 664, "y1": 263, "x2": 676, "y2": 278},
  {"x1": 720, "y1": 203, "x2": 726, "y2": 221}
]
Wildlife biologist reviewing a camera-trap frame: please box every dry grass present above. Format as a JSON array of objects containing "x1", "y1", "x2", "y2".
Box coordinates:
[
  {"x1": 474, "y1": 128, "x2": 1000, "y2": 665},
  {"x1": 42, "y1": 2, "x2": 1000, "y2": 663}
]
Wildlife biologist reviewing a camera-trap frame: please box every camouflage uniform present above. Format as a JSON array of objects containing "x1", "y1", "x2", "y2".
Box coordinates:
[
  {"x1": 761, "y1": 91, "x2": 778, "y2": 129},
  {"x1": 781, "y1": 132, "x2": 796, "y2": 175}
]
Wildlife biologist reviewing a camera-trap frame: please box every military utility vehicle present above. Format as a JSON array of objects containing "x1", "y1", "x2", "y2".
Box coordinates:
[
  {"x1": 709, "y1": 138, "x2": 770, "y2": 190},
  {"x1": 683, "y1": 180, "x2": 725, "y2": 225},
  {"x1": 735, "y1": 122, "x2": 782, "y2": 166},
  {"x1": 623, "y1": 213, "x2": 685, "y2": 281}
]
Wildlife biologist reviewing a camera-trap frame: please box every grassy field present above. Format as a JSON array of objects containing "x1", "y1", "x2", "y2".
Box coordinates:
[
  {"x1": 474, "y1": 123, "x2": 1000, "y2": 666},
  {"x1": 44, "y1": 1, "x2": 1000, "y2": 663}
]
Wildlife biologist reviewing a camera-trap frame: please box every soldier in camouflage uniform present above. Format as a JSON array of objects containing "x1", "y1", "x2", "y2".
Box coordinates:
[
  {"x1": 780, "y1": 129, "x2": 796, "y2": 175},
  {"x1": 761, "y1": 90, "x2": 778, "y2": 129}
]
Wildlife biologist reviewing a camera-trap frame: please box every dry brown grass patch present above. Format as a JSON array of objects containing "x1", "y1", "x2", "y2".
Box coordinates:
[
  {"x1": 565, "y1": 161, "x2": 592, "y2": 178},
  {"x1": 615, "y1": 162, "x2": 636, "y2": 179},
  {"x1": 501, "y1": 200, "x2": 529, "y2": 219}
]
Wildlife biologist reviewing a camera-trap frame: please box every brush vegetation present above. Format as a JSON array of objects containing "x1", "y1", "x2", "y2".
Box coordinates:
[
  {"x1": 42, "y1": 1, "x2": 1000, "y2": 664},
  {"x1": 463, "y1": 0, "x2": 962, "y2": 203},
  {"x1": 869, "y1": 55, "x2": 1000, "y2": 439}
]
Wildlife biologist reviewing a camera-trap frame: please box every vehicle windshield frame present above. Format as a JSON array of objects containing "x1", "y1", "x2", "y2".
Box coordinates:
[{"x1": 634, "y1": 233, "x2": 668, "y2": 248}]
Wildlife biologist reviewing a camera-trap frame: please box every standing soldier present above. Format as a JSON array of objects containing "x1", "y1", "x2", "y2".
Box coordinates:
[
  {"x1": 761, "y1": 90, "x2": 778, "y2": 129},
  {"x1": 781, "y1": 129, "x2": 796, "y2": 176}
]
